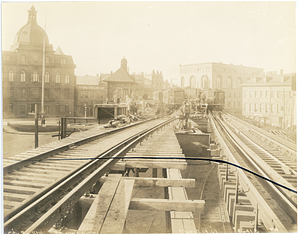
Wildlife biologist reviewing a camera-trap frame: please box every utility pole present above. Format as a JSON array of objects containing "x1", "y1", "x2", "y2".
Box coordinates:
[
  {"x1": 41, "y1": 14, "x2": 46, "y2": 126},
  {"x1": 283, "y1": 88, "x2": 286, "y2": 130},
  {"x1": 35, "y1": 104, "x2": 38, "y2": 148}
]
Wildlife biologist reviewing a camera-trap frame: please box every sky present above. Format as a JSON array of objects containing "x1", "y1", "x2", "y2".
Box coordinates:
[{"x1": 1, "y1": 1, "x2": 296, "y2": 84}]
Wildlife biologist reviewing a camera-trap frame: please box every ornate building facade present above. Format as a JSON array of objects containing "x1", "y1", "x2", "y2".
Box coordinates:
[
  {"x1": 179, "y1": 62, "x2": 264, "y2": 113},
  {"x1": 2, "y1": 6, "x2": 76, "y2": 118}
]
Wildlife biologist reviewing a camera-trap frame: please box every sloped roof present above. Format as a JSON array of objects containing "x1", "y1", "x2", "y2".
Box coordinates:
[
  {"x1": 55, "y1": 46, "x2": 65, "y2": 55},
  {"x1": 104, "y1": 67, "x2": 135, "y2": 83}
]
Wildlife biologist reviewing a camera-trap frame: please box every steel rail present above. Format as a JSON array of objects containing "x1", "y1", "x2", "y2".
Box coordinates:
[
  {"x1": 224, "y1": 117, "x2": 297, "y2": 176},
  {"x1": 4, "y1": 118, "x2": 156, "y2": 223},
  {"x1": 224, "y1": 113, "x2": 296, "y2": 156},
  {"x1": 215, "y1": 114, "x2": 297, "y2": 218},
  {"x1": 4, "y1": 117, "x2": 175, "y2": 233},
  {"x1": 3, "y1": 118, "x2": 155, "y2": 176},
  {"x1": 209, "y1": 113, "x2": 290, "y2": 232}
]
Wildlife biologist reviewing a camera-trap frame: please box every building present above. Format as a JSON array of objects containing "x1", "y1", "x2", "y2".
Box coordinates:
[
  {"x1": 152, "y1": 70, "x2": 164, "y2": 91},
  {"x1": 2, "y1": 6, "x2": 76, "y2": 118},
  {"x1": 74, "y1": 75, "x2": 107, "y2": 117},
  {"x1": 131, "y1": 72, "x2": 153, "y2": 100},
  {"x1": 179, "y1": 62, "x2": 264, "y2": 113},
  {"x1": 242, "y1": 72, "x2": 296, "y2": 130},
  {"x1": 103, "y1": 58, "x2": 136, "y2": 103}
]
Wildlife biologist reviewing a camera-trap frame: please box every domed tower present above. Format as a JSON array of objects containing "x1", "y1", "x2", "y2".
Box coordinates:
[{"x1": 10, "y1": 6, "x2": 52, "y2": 51}]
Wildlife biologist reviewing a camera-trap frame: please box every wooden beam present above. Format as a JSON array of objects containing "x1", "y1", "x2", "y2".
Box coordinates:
[
  {"x1": 77, "y1": 174, "x2": 122, "y2": 233},
  {"x1": 100, "y1": 179, "x2": 135, "y2": 234},
  {"x1": 123, "y1": 177, "x2": 195, "y2": 188},
  {"x1": 124, "y1": 160, "x2": 187, "y2": 170},
  {"x1": 129, "y1": 198, "x2": 205, "y2": 213}
]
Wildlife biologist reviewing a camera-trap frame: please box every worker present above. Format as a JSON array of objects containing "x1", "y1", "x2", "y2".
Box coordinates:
[{"x1": 179, "y1": 99, "x2": 190, "y2": 130}]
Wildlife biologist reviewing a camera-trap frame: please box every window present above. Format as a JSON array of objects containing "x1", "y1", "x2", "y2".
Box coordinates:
[
  {"x1": 244, "y1": 103, "x2": 247, "y2": 111},
  {"x1": 32, "y1": 71, "x2": 39, "y2": 82},
  {"x1": 233, "y1": 92, "x2": 236, "y2": 98},
  {"x1": 56, "y1": 73, "x2": 61, "y2": 83},
  {"x1": 271, "y1": 91, "x2": 275, "y2": 98},
  {"x1": 227, "y1": 102, "x2": 231, "y2": 108},
  {"x1": 9, "y1": 104, "x2": 13, "y2": 114},
  {"x1": 21, "y1": 55, "x2": 26, "y2": 62},
  {"x1": 266, "y1": 91, "x2": 269, "y2": 98},
  {"x1": 227, "y1": 77, "x2": 232, "y2": 88},
  {"x1": 65, "y1": 104, "x2": 69, "y2": 113},
  {"x1": 55, "y1": 90, "x2": 60, "y2": 99},
  {"x1": 55, "y1": 104, "x2": 60, "y2": 114},
  {"x1": 20, "y1": 88, "x2": 26, "y2": 99},
  {"x1": 250, "y1": 103, "x2": 253, "y2": 112},
  {"x1": 9, "y1": 70, "x2": 14, "y2": 82},
  {"x1": 65, "y1": 73, "x2": 70, "y2": 83},
  {"x1": 261, "y1": 104, "x2": 264, "y2": 112},
  {"x1": 266, "y1": 104, "x2": 269, "y2": 112},
  {"x1": 260, "y1": 91, "x2": 264, "y2": 98},
  {"x1": 181, "y1": 77, "x2": 185, "y2": 87},
  {"x1": 190, "y1": 76, "x2": 196, "y2": 88},
  {"x1": 236, "y1": 77, "x2": 242, "y2": 87},
  {"x1": 277, "y1": 104, "x2": 281, "y2": 113},
  {"x1": 228, "y1": 92, "x2": 231, "y2": 98},
  {"x1": 255, "y1": 103, "x2": 259, "y2": 112},
  {"x1": 60, "y1": 59, "x2": 66, "y2": 64},
  {"x1": 45, "y1": 105, "x2": 49, "y2": 114},
  {"x1": 255, "y1": 91, "x2": 258, "y2": 98},
  {"x1": 233, "y1": 102, "x2": 236, "y2": 107},
  {"x1": 244, "y1": 91, "x2": 247, "y2": 98},
  {"x1": 80, "y1": 91, "x2": 84, "y2": 98},
  {"x1": 202, "y1": 76, "x2": 208, "y2": 88},
  {"x1": 3, "y1": 55, "x2": 10, "y2": 61},
  {"x1": 90, "y1": 92, "x2": 94, "y2": 99},
  {"x1": 45, "y1": 89, "x2": 49, "y2": 99},
  {"x1": 45, "y1": 72, "x2": 50, "y2": 83},
  {"x1": 237, "y1": 101, "x2": 240, "y2": 107},
  {"x1": 21, "y1": 71, "x2": 26, "y2": 82},
  {"x1": 216, "y1": 76, "x2": 222, "y2": 88},
  {"x1": 238, "y1": 92, "x2": 241, "y2": 98},
  {"x1": 20, "y1": 105, "x2": 25, "y2": 115},
  {"x1": 9, "y1": 88, "x2": 14, "y2": 98},
  {"x1": 249, "y1": 91, "x2": 252, "y2": 98},
  {"x1": 85, "y1": 92, "x2": 88, "y2": 98},
  {"x1": 271, "y1": 104, "x2": 275, "y2": 113},
  {"x1": 46, "y1": 56, "x2": 50, "y2": 63},
  {"x1": 64, "y1": 89, "x2": 69, "y2": 99},
  {"x1": 30, "y1": 89, "x2": 38, "y2": 99}
]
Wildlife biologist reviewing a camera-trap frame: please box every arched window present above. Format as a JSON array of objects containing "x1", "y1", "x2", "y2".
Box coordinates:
[
  {"x1": 32, "y1": 71, "x2": 38, "y2": 82},
  {"x1": 9, "y1": 70, "x2": 14, "y2": 82},
  {"x1": 216, "y1": 76, "x2": 222, "y2": 88},
  {"x1": 227, "y1": 77, "x2": 232, "y2": 88},
  {"x1": 202, "y1": 76, "x2": 208, "y2": 88},
  {"x1": 56, "y1": 73, "x2": 61, "y2": 83},
  {"x1": 236, "y1": 77, "x2": 242, "y2": 87},
  {"x1": 181, "y1": 77, "x2": 185, "y2": 87},
  {"x1": 190, "y1": 76, "x2": 196, "y2": 88},
  {"x1": 65, "y1": 73, "x2": 70, "y2": 83},
  {"x1": 21, "y1": 71, "x2": 26, "y2": 82},
  {"x1": 45, "y1": 72, "x2": 50, "y2": 83}
]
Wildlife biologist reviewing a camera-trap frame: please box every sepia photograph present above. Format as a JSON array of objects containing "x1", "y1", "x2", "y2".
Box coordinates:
[{"x1": 2, "y1": 1, "x2": 297, "y2": 233}]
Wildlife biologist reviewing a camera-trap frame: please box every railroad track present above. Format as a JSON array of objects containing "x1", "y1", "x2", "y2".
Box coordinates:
[
  {"x1": 210, "y1": 111, "x2": 297, "y2": 232},
  {"x1": 4, "y1": 117, "x2": 175, "y2": 233}
]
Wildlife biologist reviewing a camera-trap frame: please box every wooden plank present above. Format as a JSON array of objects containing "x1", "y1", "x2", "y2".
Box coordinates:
[
  {"x1": 123, "y1": 177, "x2": 195, "y2": 188},
  {"x1": 100, "y1": 179, "x2": 135, "y2": 234},
  {"x1": 125, "y1": 161, "x2": 187, "y2": 170},
  {"x1": 77, "y1": 174, "x2": 122, "y2": 233},
  {"x1": 129, "y1": 198, "x2": 205, "y2": 213}
]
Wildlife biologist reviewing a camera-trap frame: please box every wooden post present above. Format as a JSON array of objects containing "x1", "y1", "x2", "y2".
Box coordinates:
[
  {"x1": 225, "y1": 163, "x2": 229, "y2": 181},
  {"x1": 163, "y1": 168, "x2": 171, "y2": 233},
  {"x1": 153, "y1": 168, "x2": 157, "y2": 178},
  {"x1": 35, "y1": 104, "x2": 38, "y2": 148},
  {"x1": 255, "y1": 203, "x2": 259, "y2": 231},
  {"x1": 235, "y1": 174, "x2": 239, "y2": 203}
]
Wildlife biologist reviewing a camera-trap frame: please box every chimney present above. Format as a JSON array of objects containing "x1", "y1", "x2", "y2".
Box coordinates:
[{"x1": 280, "y1": 70, "x2": 283, "y2": 74}]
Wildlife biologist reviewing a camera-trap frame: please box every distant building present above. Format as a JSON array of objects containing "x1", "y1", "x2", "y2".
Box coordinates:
[
  {"x1": 152, "y1": 70, "x2": 164, "y2": 91},
  {"x1": 2, "y1": 6, "x2": 76, "y2": 118},
  {"x1": 74, "y1": 75, "x2": 107, "y2": 117},
  {"x1": 103, "y1": 58, "x2": 136, "y2": 103},
  {"x1": 131, "y1": 72, "x2": 153, "y2": 100},
  {"x1": 179, "y1": 62, "x2": 263, "y2": 114},
  {"x1": 242, "y1": 72, "x2": 296, "y2": 130}
]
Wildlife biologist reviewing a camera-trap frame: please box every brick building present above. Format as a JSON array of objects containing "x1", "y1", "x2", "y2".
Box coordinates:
[
  {"x1": 242, "y1": 72, "x2": 296, "y2": 130},
  {"x1": 75, "y1": 75, "x2": 107, "y2": 117},
  {"x1": 179, "y1": 62, "x2": 263, "y2": 113},
  {"x1": 2, "y1": 6, "x2": 76, "y2": 118}
]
